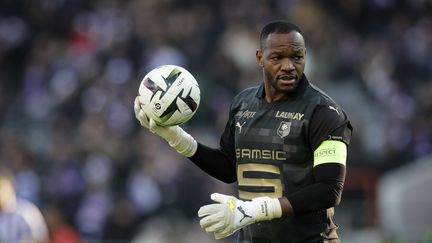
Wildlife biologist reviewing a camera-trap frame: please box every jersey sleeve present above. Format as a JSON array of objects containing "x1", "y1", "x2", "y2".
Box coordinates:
[
  {"x1": 219, "y1": 107, "x2": 237, "y2": 160},
  {"x1": 188, "y1": 102, "x2": 237, "y2": 183},
  {"x1": 308, "y1": 104, "x2": 353, "y2": 151},
  {"x1": 287, "y1": 163, "x2": 345, "y2": 215},
  {"x1": 286, "y1": 103, "x2": 352, "y2": 215}
]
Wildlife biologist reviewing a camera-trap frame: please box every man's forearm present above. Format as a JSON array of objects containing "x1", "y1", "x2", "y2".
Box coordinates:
[
  {"x1": 282, "y1": 163, "x2": 345, "y2": 216},
  {"x1": 188, "y1": 143, "x2": 237, "y2": 183}
]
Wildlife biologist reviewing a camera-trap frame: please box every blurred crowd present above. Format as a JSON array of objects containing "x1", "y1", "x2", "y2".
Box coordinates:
[{"x1": 0, "y1": 0, "x2": 431, "y2": 242}]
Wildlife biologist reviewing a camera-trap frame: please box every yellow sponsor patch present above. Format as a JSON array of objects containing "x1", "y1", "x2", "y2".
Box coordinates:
[
  {"x1": 228, "y1": 198, "x2": 235, "y2": 212},
  {"x1": 313, "y1": 140, "x2": 347, "y2": 167}
]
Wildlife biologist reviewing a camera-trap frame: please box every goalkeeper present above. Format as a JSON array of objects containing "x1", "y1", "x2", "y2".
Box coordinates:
[{"x1": 135, "y1": 20, "x2": 352, "y2": 243}]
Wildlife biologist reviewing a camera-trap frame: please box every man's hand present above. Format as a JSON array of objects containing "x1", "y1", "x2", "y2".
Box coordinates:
[
  {"x1": 134, "y1": 96, "x2": 197, "y2": 157},
  {"x1": 198, "y1": 193, "x2": 282, "y2": 239},
  {"x1": 134, "y1": 96, "x2": 179, "y2": 140},
  {"x1": 134, "y1": 96, "x2": 151, "y2": 128}
]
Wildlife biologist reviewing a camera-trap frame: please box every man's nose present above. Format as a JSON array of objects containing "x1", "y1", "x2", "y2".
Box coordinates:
[{"x1": 281, "y1": 58, "x2": 295, "y2": 71}]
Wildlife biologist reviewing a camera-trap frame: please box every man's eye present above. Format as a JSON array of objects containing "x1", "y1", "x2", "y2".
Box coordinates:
[
  {"x1": 294, "y1": 56, "x2": 303, "y2": 61},
  {"x1": 271, "y1": 56, "x2": 279, "y2": 61}
]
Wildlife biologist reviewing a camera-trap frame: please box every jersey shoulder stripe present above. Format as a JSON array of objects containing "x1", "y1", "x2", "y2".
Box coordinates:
[
  {"x1": 230, "y1": 84, "x2": 261, "y2": 109},
  {"x1": 307, "y1": 82, "x2": 339, "y2": 107}
]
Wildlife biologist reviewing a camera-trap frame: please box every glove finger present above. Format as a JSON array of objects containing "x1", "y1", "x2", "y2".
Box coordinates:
[
  {"x1": 199, "y1": 209, "x2": 224, "y2": 228},
  {"x1": 137, "y1": 110, "x2": 150, "y2": 128},
  {"x1": 206, "y1": 220, "x2": 227, "y2": 233},
  {"x1": 214, "y1": 230, "x2": 233, "y2": 240},
  {"x1": 198, "y1": 204, "x2": 223, "y2": 217},
  {"x1": 133, "y1": 96, "x2": 141, "y2": 115},
  {"x1": 200, "y1": 217, "x2": 226, "y2": 233},
  {"x1": 149, "y1": 119, "x2": 161, "y2": 133},
  {"x1": 134, "y1": 97, "x2": 144, "y2": 121},
  {"x1": 134, "y1": 96, "x2": 151, "y2": 128},
  {"x1": 214, "y1": 225, "x2": 237, "y2": 240},
  {"x1": 210, "y1": 193, "x2": 231, "y2": 204},
  {"x1": 199, "y1": 216, "x2": 218, "y2": 231}
]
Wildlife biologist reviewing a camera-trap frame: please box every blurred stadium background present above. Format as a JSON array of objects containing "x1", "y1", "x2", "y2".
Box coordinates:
[{"x1": 1, "y1": 0, "x2": 431, "y2": 242}]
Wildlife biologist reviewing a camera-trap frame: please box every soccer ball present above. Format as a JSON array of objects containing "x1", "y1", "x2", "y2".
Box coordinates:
[{"x1": 138, "y1": 64, "x2": 200, "y2": 126}]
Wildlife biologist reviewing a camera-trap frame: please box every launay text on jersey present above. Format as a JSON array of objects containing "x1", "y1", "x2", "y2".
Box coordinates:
[{"x1": 275, "y1": 111, "x2": 304, "y2": 120}]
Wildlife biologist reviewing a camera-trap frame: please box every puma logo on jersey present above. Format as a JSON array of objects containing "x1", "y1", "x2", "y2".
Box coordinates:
[
  {"x1": 275, "y1": 111, "x2": 304, "y2": 120},
  {"x1": 237, "y1": 206, "x2": 252, "y2": 222},
  {"x1": 236, "y1": 121, "x2": 246, "y2": 134},
  {"x1": 328, "y1": 106, "x2": 339, "y2": 114}
]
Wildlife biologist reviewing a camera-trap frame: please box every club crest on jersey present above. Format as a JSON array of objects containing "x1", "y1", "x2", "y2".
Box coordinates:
[{"x1": 277, "y1": 121, "x2": 291, "y2": 138}]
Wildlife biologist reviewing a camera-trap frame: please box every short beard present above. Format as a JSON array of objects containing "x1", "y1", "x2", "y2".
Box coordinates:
[{"x1": 266, "y1": 72, "x2": 301, "y2": 93}]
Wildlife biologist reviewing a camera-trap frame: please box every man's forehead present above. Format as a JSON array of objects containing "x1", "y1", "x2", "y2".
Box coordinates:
[{"x1": 264, "y1": 32, "x2": 305, "y2": 50}]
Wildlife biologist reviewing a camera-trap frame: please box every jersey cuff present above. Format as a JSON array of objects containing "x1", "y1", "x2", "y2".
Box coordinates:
[{"x1": 313, "y1": 140, "x2": 347, "y2": 167}]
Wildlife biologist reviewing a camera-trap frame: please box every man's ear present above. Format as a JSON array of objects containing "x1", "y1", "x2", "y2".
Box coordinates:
[{"x1": 256, "y1": 49, "x2": 263, "y2": 66}]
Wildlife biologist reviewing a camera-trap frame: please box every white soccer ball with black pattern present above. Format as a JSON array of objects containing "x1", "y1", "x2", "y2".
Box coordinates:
[{"x1": 138, "y1": 64, "x2": 200, "y2": 126}]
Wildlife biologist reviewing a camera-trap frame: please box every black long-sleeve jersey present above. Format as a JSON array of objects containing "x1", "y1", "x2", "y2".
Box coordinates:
[{"x1": 190, "y1": 75, "x2": 352, "y2": 243}]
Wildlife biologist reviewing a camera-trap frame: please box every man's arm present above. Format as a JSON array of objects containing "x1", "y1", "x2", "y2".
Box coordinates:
[
  {"x1": 188, "y1": 143, "x2": 237, "y2": 183},
  {"x1": 280, "y1": 150, "x2": 346, "y2": 216},
  {"x1": 188, "y1": 109, "x2": 238, "y2": 183},
  {"x1": 281, "y1": 104, "x2": 352, "y2": 216},
  {"x1": 135, "y1": 96, "x2": 238, "y2": 183}
]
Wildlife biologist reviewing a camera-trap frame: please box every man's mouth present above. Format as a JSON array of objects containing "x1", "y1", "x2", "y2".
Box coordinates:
[{"x1": 277, "y1": 74, "x2": 297, "y2": 84}]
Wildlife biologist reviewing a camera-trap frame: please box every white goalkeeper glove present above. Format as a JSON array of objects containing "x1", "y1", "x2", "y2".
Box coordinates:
[
  {"x1": 198, "y1": 193, "x2": 282, "y2": 239},
  {"x1": 134, "y1": 96, "x2": 197, "y2": 157}
]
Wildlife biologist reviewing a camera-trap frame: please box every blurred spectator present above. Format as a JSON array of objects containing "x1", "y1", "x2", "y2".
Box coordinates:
[
  {"x1": 44, "y1": 205, "x2": 80, "y2": 243},
  {"x1": 0, "y1": 167, "x2": 49, "y2": 243}
]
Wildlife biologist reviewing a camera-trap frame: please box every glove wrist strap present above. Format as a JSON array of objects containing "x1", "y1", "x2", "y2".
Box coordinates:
[
  {"x1": 252, "y1": 197, "x2": 282, "y2": 222},
  {"x1": 167, "y1": 126, "x2": 197, "y2": 157}
]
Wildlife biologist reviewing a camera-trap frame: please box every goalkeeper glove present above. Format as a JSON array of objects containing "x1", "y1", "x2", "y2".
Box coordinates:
[
  {"x1": 198, "y1": 193, "x2": 282, "y2": 239},
  {"x1": 134, "y1": 96, "x2": 197, "y2": 157}
]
